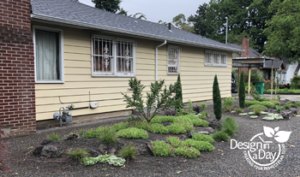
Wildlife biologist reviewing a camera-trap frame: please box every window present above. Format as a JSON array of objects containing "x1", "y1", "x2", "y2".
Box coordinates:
[
  {"x1": 33, "y1": 26, "x2": 64, "y2": 83},
  {"x1": 92, "y1": 35, "x2": 135, "y2": 77},
  {"x1": 168, "y1": 46, "x2": 180, "y2": 74},
  {"x1": 204, "y1": 50, "x2": 227, "y2": 67}
]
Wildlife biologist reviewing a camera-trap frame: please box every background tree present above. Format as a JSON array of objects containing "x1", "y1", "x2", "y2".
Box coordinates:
[
  {"x1": 227, "y1": 31, "x2": 258, "y2": 50},
  {"x1": 174, "y1": 74, "x2": 183, "y2": 112},
  {"x1": 132, "y1": 13, "x2": 147, "y2": 20},
  {"x1": 172, "y1": 14, "x2": 195, "y2": 33},
  {"x1": 118, "y1": 8, "x2": 128, "y2": 16},
  {"x1": 189, "y1": 0, "x2": 274, "y2": 53},
  {"x1": 213, "y1": 75, "x2": 222, "y2": 121},
  {"x1": 263, "y1": 0, "x2": 300, "y2": 62},
  {"x1": 239, "y1": 72, "x2": 245, "y2": 108},
  {"x1": 92, "y1": 0, "x2": 121, "y2": 13}
]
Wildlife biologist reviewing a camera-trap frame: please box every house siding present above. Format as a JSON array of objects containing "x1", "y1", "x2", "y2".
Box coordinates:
[{"x1": 33, "y1": 22, "x2": 232, "y2": 121}]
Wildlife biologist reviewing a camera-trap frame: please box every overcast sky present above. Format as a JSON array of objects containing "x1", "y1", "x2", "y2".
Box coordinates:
[{"x1": 79, "y1": 0, "x2": 209, "y2": 23}]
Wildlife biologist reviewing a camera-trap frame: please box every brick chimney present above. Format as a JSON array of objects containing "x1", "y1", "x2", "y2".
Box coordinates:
[
  {"x1": 0, "y1": 0, "x2": 36, "y2": 136},
  {"x1": 241, "y1": 37, "x2": 249, "y2": 57}
]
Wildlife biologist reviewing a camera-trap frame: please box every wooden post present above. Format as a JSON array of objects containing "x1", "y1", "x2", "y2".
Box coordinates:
[
  {"x1": 271, "y1": 60, "x2": 274, "y2": 98},
  {"x1": 248, "y1": 67, "x2": 251, "y2": 96}
]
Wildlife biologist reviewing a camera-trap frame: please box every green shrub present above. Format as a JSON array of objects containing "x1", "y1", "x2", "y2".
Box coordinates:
[
  {"x1": 116, "y1": 128, "x2": 148, "y2": 139},
  {"x1": 276, "y1": 106, "x2": 283, "y2": 113},
  {"x1": 175, "y1": 74, "x2": 184, "y2": 112},
  {"x1": 166, "y1": 136, "x2": 182, "y2": 148},
  {"x1": 150, "y1": 116, "x2": 175, "y2": 123},
  {"x1": 192, "y1": 133, "x2": 215, "y2": 143},
  {"x1": 148, "y1": 123, "x2": 169, "y2": 134},
  {"x1": 175, "y1": 146, "x2": 201, "y2": 158},
  {"x1": 99, "y1": 130, "x2": 118, "y2": 145},
  {"x1": 212, "y1": 131, "x2": 230, "y2": 142},
  {"x1": 127, "y1": 120, "x2": 151, "y2": 131},
  {"x1": 221, "y1": 117, "x2": 238, "y2": 136},
  {"x1": 181, "y1": 139, "x2": 215, "y2": 151},
  {"x1": 67, "y1": 148, "x2": 89, "y2": 161},
  {"x1": 239, "y1": 72, "x2": 246, "y2": 108},
  {"x1": 47, "y1": 133, "x2": 62, "y2": 141},
  {"x1": 192, "y1": 119, "x2": 209, "y2": 127},
  {"x1": 253, "y1": 107, "x2": 262, "y2": 115},
  {"x1": 248, "y1": 104, "x2": 267, "y2": 111},
  {"x1": 151, "y1": 140, "x2": 175, "y2": 157},
  {"x1": 118, "y1": 143, "x2": 138, "y2": 160},
  {"x1": 167, "y1": 122, "x2": 192, "y2": 134},
  {"x1": 245, "y1": 100, "x2": 261, "y2": 106},
  {"x1": 199, "y1": 111, "x2": 209, "y2": 118},
  {"x1": 213, "y1": 75, "x2": 222, "y2": 120},
  {"x1": 234, "y1": 108, "x2": 244, "y2": 114},
  {"x1": 284, "y1": 103, "x2": 292, "y2": 109},
  {"x1": 260, "y1": 101, "x2": 275, "y2": 108}
]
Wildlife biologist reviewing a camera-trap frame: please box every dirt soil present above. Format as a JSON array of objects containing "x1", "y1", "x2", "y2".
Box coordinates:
[{"x1": 2, "y1": 100, "x2": 300, "y2": 177}]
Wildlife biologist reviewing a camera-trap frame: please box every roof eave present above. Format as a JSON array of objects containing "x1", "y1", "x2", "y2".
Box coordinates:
[{"x1": 31, "y1": 14, "x2": 243, "y2": 53}]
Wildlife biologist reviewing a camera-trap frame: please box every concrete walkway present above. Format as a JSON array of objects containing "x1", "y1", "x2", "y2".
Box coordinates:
[{"x1": 231, "y1": 93, "x2": 300, "y2": 101}]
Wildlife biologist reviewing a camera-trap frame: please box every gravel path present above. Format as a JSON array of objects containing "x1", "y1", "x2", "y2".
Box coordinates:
[{"x1": 1, "y1": 102, "x2": 300, "y2": 177}]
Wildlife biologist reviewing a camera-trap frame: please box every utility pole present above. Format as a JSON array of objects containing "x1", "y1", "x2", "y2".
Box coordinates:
[{"x1": 225, "y1": 17, "x2": 228, "y2": 44}]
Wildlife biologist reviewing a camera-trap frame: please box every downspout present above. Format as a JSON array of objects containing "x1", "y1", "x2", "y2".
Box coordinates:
[
  {"x1": 155, "y1": 40, "x2": 167, "y2": 107},
  {"x1": 155, "y1": 40, "x2": 167, "y2": 81}
]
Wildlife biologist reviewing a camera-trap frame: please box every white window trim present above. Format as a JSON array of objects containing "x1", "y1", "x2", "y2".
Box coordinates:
[
  {"x1": 204, "y1": 50, "x2": 227, "y2": 67},
  {"x1": 33, "y1": 26, "x2": 64, "y2": 84},
  {"x1": 91, "y1": 34, "x2": 136, "y2": 77},
  {"x1": 167, "y1": 45, "x2": 180, "y2": 75}
]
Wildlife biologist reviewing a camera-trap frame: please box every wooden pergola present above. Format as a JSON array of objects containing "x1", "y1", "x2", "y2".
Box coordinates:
[{"x1": 232, "y1": 56, "x2": 280, "y2": 97}]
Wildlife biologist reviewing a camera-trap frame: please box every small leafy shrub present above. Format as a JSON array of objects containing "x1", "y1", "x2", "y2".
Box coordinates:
[
  {"x1": 148, "y1": 123, "x2": 169, "y2": 134},
  {"x1": 212, "y1": 130, "x2": 230, "y2": 142},
  {"x1": 248, "y1": 104, "x2": 267, "y2": 111},
  {"x1": 118, "y1": 143, "x2": 138, "y2": 160},
  {"x1": 150, "y1": 116, "x2": 175, "y2": 123},
  {"x1": 125, "y1": 116, "x2": 141, "y2": 122},
  {"x1": 166, "y1": 136, "x2": 182, "y2": 148},
  {"x1": 167, "y1": 123, "x2": 188, "y2": 134},
  {"x1": 99, "y1": 130, "x2": 118, "y2": 144},
  {"x1": 175, "y1": 146, "x2": 201, "y2": 158},
  {"x1": 223, "y1": 97, "x2": 234, "y2": 111},
  {"x1": 199, "y1": 111, "x2": 209, "y2": 118},
  {"x1": 276, "y1": 106, "x2": 283, "y2": 113},
  {"x1": 284, "y1": 103, "x2": 292, "y2": 109},
  {"x1": 200, "y1": 103, "x2": 207, "y2": 111},
  {"x1": 192, "y1": 105, "x2": 201, "y2": 114},
  {"x1": 192, "y1": 133, "x2": 215, "y2": 143},
  {"x1": 116, "y1": 128, "x2": 148, "y2": 139},
  {"x1": 78, "y1": 129, "x2": 86, "y2": 136},
  {"x1": 67, "y1": 148, "x2": 89, "y2": 161},
  {"x1": 192, "y1": 119, "x2": 209, "y2": 127},
  {"x1": 222, "y1": 117, "x2": 238, "y2": 136},
  {"x1": 253, "y1": 107, "x2": 263, "y2": 115},
  {"x1": 181, "y1": 139, "x2": 215, "y2": 151},
  {"x1": 47, "y1": 133, "x2": 62, "y2": 141},
  {"x1": 165, "y1": 109, "x2": 176, "y2": 116},
  {"x1": 151, "y1": 140, "x2": 175, "y2": 157},
  {"x1": 234, "y1": 108, "x2": 244, "y2": 114}
]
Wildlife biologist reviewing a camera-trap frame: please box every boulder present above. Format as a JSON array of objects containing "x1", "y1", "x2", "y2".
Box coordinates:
[
  {"x1": 67, "y1": 133, "x2": 79, "y2": 140},
  {"x1": 135, "y1": 143, "x2": 147, "y2": 155},
  {"x1": 89, "y1": 148, "x2": 101, "y2": 157},
  {"x1": 197, "y1": 131, "x2": 209, "y2": 135},
  {"x1": 203, "y1": 127, "x2": 215, "y2": 133},
  {"x1": 209, "y1": 120, "x2": 221, "y2": 130},
  {"x1": 41, "y1": 139, "x2": 52, "y2": 145},
  {"x1": 179, "y1": 134, "x2": 187, "y2": 140},
  {"x1": 33, "y1": 146, "x2": 43, "y2": 156},
  {"x1": 187, "y1": 132, "x2": 194, "y2": 138},
  {"x1": 99, "y1": 144, "x2": 108, "y2": 154},
  {"x1": 40, "y1": 145, "x2": 64, "y2": 158}
]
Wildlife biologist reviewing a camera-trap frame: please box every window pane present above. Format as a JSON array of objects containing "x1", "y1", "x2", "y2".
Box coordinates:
[
  {"x1": 214, "y1": 54, "x2": 219, "y2": 64},
  {"x1": 168, "y1": 47, "x2": 179, "y2": 73},
  {"x1": 93, "y1": 38, "x2": 113, "y2": 73},
  {"x1": 205, "y1": 53, "x2": 211, "y2": 64},
  {"x1": 36, "y1": 30, "x2": 60, "y2": 81},
  {"x1": 221, "y1": 55, "x2": 226, "y2": 64},
  {"x1": 116, "y1": 41, "x2": 133, "y2": 74}
]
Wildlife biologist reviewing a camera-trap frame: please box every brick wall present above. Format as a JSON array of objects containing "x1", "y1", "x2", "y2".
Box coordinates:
[{"x1": 0, "y1": 0, "x2": 36, "y2": 136}]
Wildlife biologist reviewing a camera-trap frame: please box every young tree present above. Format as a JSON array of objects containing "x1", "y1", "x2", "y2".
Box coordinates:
[
  {"x1": 174, "y1": 74, "x2": 183, "y2": 112},
  {"x1": 92, "y1": 0, "x2": 121, "y2": 13},
  {"x1": 263, "y1": 0, "x2": 300, "y2": 61},
  {"x1": 172, "y1": 14, "x2": 195, "y2": 33},
  {"x1": 239, "y1": 71, "x2": 246, "y2": 108},
  {"x1": 213, "y1": 75, "x2": 222, "y2": 120},
  {"x1": 121, "y1": 78, "x2": 175, "y2": 122}
]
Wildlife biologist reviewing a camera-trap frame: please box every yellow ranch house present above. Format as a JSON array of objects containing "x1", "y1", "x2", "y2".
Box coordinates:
[{"x1": 0, "y1": 0, "x2": 242, "y2": 136}]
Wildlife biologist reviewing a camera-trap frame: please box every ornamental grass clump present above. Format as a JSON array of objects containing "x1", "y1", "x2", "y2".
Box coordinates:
[
  {"x1": 47, "y1": 133, "x2": 62, "y2": 141},
  {"x1": 221, "y1": 117, "x2": 238, "y2": 136},
  {"x1": 175, "y1": 146, "x2": 201, "y2": 158},
  {"x1": 192, "y1": 133, "x2": 215, "y2": 143},
  {"x1": 181, "y1": 139, "x2": 215, "y2": 151},
  {"x1": 67, "y1": 148, "x2": 90, "y2": 161},
  {"x1": 253, "y1": 107, "x2": 263, "y2": 115},
  {"x1": 166, "y1": 136, "x2": 182, "y2": 148},
  {"x1": 234, "y1": 108, "x2": 244, "y2": 114},
  {"x1": 99, "y1": 130, "x2": 118, "y2": 144},
  {"x1": 148, "y1": 123, "x2": 169, "y2": 134},
  {"x1": 223, "y1": 97, "x2": 234, "y2": 112},
  {"x1": 151, "y1": 140, "x2": 175, "y2": 157},
  {"x1": 116, "y1": 128, "x2": 148, "y2": 139},
  {"x1": 118, "y1": 143, "x2": 139, "y2": 160},
  {"x1": 211, "y1": 130, "x2": 230, "y2": 142}
]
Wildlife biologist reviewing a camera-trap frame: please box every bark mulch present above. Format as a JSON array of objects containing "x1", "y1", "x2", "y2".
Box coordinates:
[{"x1": 2, "y1": 101, "x2": 300, "y2": 177}]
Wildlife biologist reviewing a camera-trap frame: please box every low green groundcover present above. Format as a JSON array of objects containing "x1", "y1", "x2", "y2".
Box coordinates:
[
  {"x1": 116, "y1": 127, "x2": 149, "y2": 139},
  {"x1": 81, "y1": 155, "x2": 126, "y2": 166}
]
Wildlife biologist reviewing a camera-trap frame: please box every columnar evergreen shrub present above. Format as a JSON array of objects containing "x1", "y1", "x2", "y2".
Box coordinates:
[
  {"x1": 213, "y1": 75, "x2": 222, "y2": 120},
  {"x1": 239, "y1": 72, "x2": 245, "y2": 108},
  {"x1": 174, "y1": 74, "x2": 183, "y2": 112}
]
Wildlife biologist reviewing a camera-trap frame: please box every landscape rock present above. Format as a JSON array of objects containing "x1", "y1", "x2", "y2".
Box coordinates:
[
  {"x1": 67, "y1": 133, "x2": 79, "y2": 140},
  {"x1": 136, "y1": 143, "x2": 147, "y2": 155},
  {"x1": 197, "y1": 131, "x2": 209, "y2": 135},
  {"x1": 209, "y1": 120, "x2": 221, "y2": 130},
  {"x1": 179, "y1": 134, "x2": 187, "y2": 140},
  {"x1": 41, "y1": 139, "x2": 52, "y2": 145},
  {"x1": 41, "y1": 145, "x2": 63, "y2": 158},
  {"x1": 89, "y1": 148, "x2": 101, "y2": 157},
  {"x1": 203, "y1": 127, "x2": 215, "y2": 133},
  {"x1": 116, "y1": 139, "x2": 126, "y2": 150},
  {"x1": 108, "y1": 147, "x2": 116, "y2": 155},
  {"x1": 33, "y1": 146, "x2": 43, "y2": 156},
  {"x1": 187, "y1": 131, "x2": 194, "y2": 138},
  {"x1": 99, "y1": 144, "x2": 108, "y2": 154}
]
